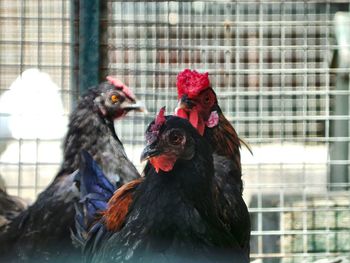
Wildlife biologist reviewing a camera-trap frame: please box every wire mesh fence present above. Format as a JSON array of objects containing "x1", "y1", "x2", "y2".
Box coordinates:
[
  {"x1": 0, "y1": 0, "x2": 72, "y2": 198},
  {"x1": 102, "y1": 1, "x2": 350, "y2": 262},
  {"x1": 0, "y1": 0, "x2": 350, "y2": 262}
]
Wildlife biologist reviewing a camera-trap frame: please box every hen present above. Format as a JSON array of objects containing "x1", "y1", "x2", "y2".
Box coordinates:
[
  {"x1": 175, "y1": 69, "x2": 251, "y2": 257},
  {"x1": 0, "y1": 77, "x2": 143, "y2": 263},
  {"x1": 75, "y1": 108, "x2": 249, "y2": 263}
]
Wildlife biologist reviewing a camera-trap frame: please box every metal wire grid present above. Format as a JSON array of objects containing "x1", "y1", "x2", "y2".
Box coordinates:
[
  {"x1": 0, "y1": 1, "x2": 349, "y2": 262},
  {"x1": 102, "y1": 1, "x2": 350, "y2": 262},
  {"x1": 0, "y1": 0, "x2": 72, "y2": 199}
]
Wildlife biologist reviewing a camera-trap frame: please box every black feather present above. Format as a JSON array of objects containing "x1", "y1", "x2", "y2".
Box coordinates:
[{"x1": 87, "y1": 116, "x2": 249, "y2": 263}]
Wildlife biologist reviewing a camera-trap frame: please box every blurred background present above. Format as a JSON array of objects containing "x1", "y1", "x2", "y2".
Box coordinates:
[{"x1": 0, "y1": 0, "x2": 350, "y2": 262}]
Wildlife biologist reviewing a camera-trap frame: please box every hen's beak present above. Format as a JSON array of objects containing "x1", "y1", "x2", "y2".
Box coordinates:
[
  {"x1": 178, "y1": 95, "x2": 195, "y2": 110},
  {"x1": 140, "y1": 144, "x2": 177, "y2": 173},
  {"x1": 121, "y1": 101, "x2": 148, "y2": 113},
  {"x1": 175, "y1": 95, "x2": 194, "y2": 119},
  {"x1": 175, "y1": 96, "x2": 205, "y2": 136},
  {"x1": 140, "y1": 144, "x2": 161, "y2": 162}
]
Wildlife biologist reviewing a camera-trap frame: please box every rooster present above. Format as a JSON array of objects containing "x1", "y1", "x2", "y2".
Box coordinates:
[
  {"x1": 75, "y1": 108, "x2": 249, "y2": 263},
  {"x1": 0, "y1": 77, "x2": 144, "y2": 263},
  {"x1": 175, "y1": 69, "x2": 251, "y2": 257}
]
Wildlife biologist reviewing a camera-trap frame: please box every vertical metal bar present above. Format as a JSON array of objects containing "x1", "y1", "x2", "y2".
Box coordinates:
[
  {"x1": 70, "y1": 0, "x2": 80, "y2": 105},
  {"x1": 255, "y1": 1, "x2": 263, "y2": 256},
  {"x1": 17, "y1": 0, "x2": 25, "y2": 197},
  {"x1": 258, "y1": 3, "x2": 263, "y2": 143},
  {"x1": 142, "y1": 1, "x2": 150, "y2": 128},
  {"x1": 280, "y1": 1, "x2": 285, "y2": 141},
  {"x1": 122, "y1": 1, "x2": 126, "y2": 79},
  {"x1": 119, "y1": 1, "x2": 125, "y2": 140},
  {"x1": 348, "y1": 2, "x2": 350, "y2": 191},
  {"x1": 137, "y1": 1, "x2": 145, "y2": 131},
  {"x1": 179, "y1": 2, "x2": 183, "y2": 68},
  {"x1": 325, "y1": 0, "x2": 331, "y2": 255},
  {"x1": 155, "y1": 1, "x2": 159, "y2": 112},
  {"x1": 225, "y1": 3, "x2": 232, "y2": 121},
  {"x1": 152, "y1": 1, "x2": 158, "y2": 112},
  {"x1": 34, "y1": 0, "x2": 42, "y2": 196},
  {"x1": 62, "y1": 0, "x2": 67, "y2": 98},
  {"x1": 78, "y1": 0, "x2": 100, "y2": 95},
  {"x1": 325, "y1": 1, "x2": 331, "y2": 187},
  {"x1": 235, "y1": 2, "x2": 240, "y2": 138},
  {"x1": 131, "y1": 1, "x2": 137, "y2": 156},
  {"x1": 302, "y1": 0, "x2": 308, "y2": 257},
  {"x1": 147, "y1": 1, "x2": 153, "y2": 113},
  {"x1": 38, "y1": 0, "x2": 42, "y2": 69},
  {"x1": 165, "y1": 1, "x2": 172, "y2": 113},
  {"x1": 214, "y1": 3, "x2": 219, "y2": 86},
  {"x1": 20, "y1": 0, "x2": 25, "y2": 74},
  {"x1": 189, "y1": 1, "x2": 193, "y2": 69},
  {"x1": 201, "y1": 3, "x2": 206, "y2": 71},
  {"x1": 280, "y1": 4, "x2": 286, "y2": 257},
  {"x1": 145, "y1": 2, "x2": 154, "y2": 115},
  {"x1": 99, "y1": 0, "x2": 108, "y2": 79},
  {"x1": 330, "y1": 23, "x2": 349, "y2": 191},
  {"x1": 258, "y1": 1, "x2": 264, "y2": 257},
  {"x1": 62, "y1": 0, "x2": 70, "y2": 127}
]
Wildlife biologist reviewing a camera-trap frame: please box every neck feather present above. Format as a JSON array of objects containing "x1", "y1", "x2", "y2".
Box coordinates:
[{"x1": 205, "y1": 111, "x2": 241, "y2": 172}]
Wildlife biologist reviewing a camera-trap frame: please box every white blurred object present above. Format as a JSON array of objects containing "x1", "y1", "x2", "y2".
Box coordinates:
[
  {"x1": 0, "y1": 68, "x2": 67, "y2": 140},
  {"x1": 0, "y1": 69, "x2": 68, "y2": 198},
  {"x1": 334, "y1": 12, "x2": 350, "y2": 70}
]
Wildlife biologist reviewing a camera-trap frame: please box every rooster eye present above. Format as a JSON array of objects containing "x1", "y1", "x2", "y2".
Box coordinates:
[
  {"x1": 203, "y1": 95, "x2": 211, "y2": 104},
  {"x1": 110, "y1": 94, "x2": 119, "y2": 103},
  {"x1": 169, "y1": 131, "x2": 183, "y2": 145}
]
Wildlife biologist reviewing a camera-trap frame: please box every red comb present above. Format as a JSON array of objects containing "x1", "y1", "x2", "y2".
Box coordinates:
[
  {"x1": 146, "y1": 107, "x2": 166, "y2": 144},
  {"x1": 106, "y1": 76, "x2": 136, "y2": 101},
  {"x1": 154, "y1": 106, "x2": 166, "y2": 130},
  {"x1": 176, "y1": 69, "x2": 210, "y2": 99}
]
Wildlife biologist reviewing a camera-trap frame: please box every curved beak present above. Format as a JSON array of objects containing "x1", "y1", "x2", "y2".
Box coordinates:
[
  {"x1": 121, "y1": 101, "x2": 148, "y2": 113},
  {"x1": 178, "y1": 95, "x2": 195, "y2": 110},
  {"x1": 175, "y1": 95, "x2": 205, "y2": 136},
  {"x1": 175, "y1": 95, "x2": 195, "y2": 119},
  {"x1": 140, "y1": 144, "x2": 161, "y2": 162}
]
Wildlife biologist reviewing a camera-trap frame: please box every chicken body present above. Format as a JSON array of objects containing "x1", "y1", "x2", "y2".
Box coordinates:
[
  {"x1": 175, "y1": 69, "x2": 251, "y2": 257},
  {"x1": 0, "y1": 80, "x2": 142, "y2": 263},
  {"x1": 81, "y1": 113, "x2": 248, "y2": 263}
]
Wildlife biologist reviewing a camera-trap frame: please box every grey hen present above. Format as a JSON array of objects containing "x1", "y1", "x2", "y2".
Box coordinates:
[{"x1": 0, "y1": 77, "x2": 144, "y2": 263}]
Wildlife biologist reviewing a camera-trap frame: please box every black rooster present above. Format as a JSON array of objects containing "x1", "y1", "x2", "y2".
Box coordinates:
[
  {"x1": 75, "y1": 108, "x2": 249, "y2": 263},
  {"x1": 175, "y1": 69, "x2": 251, "y2": 257},
  {"x1": 0, "y1": 77, "x2": 144, "y2": 263}
]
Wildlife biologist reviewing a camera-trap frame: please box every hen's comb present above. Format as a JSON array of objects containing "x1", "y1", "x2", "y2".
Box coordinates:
[
  {"x1": 176, "y1": 69, "x2": 210, "y2": 99},
  {"x1": 146, "y1": 107, "x2": 166, "y2": 144},
  {"x1": 154, "y1": 106, "x2": 166, "y2": 130},
  {"x1": 106, "y1": 76, "x2": 136, "y2": 102}
]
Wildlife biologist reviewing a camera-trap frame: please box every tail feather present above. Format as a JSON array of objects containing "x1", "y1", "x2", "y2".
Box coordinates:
[
  {"x1": 239, "y1": 137, "x2": 253, "y2": 156},
  {"x1": 72, "y1": 150, "x2": 117, "y2": 250}
]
